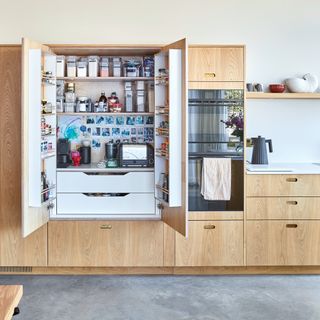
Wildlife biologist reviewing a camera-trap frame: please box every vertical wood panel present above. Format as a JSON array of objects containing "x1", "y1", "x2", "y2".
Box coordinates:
[{"x1": 0, "y1": 46, "x2": 47, "y2": 266}]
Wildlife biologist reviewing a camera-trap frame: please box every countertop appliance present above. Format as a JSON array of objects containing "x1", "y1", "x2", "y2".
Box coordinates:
[
  {"x1": 105, "y1": 142, "x2": 119, "y2": 168},
  {"x1": 251, "y1": 136, "x2": 273, "y2": 164},
  {"x1": 120, "y1": 143, "x2": 154, "y2": 167},
  {"x1": 80, "y1": 146, "x2": 91, "y2": 164},
  {"x1": 57, "y1": 138, "x2": 70, "y2": 168}
]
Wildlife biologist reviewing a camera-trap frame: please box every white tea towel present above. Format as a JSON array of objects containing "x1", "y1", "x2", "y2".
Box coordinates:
[{"x1": 201, "y1": 158, "x2": 231, "y2": 201}]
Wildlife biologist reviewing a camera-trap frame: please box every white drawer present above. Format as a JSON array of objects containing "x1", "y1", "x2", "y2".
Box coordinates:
[
  {"x1": 57, "y1": 171, "x2": 154, "y2": 193},
  {"x1": 57, "y1": 193, "x2": 155, "y2": 215}
]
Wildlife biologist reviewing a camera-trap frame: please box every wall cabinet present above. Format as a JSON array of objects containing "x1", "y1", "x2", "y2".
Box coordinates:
[
  {"x1": 247, "y1": 220, "x2": 320, "y2": 266},
  {"x1": 48, "y1": 221, "x2": 164, "y2": 267},
  {"x1": 188, "y1": 46, "x2": 244, "y2": 83},
  {"x1": 175, "y1": 221, "x2": 244, "y2": 266}
]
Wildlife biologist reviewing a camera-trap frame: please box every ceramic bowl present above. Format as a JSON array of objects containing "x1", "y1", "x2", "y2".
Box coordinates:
[{"x1": 269, "y1": 84, "x2": 286, "y2": 93}]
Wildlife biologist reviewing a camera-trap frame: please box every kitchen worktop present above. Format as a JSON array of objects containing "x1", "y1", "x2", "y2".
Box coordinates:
[
  {"x1": 246, "y1": 162, "x2": 320, "y2": 174},
  {"x1": 57, "y1": 163, "x2": 154, "y2": 173}
]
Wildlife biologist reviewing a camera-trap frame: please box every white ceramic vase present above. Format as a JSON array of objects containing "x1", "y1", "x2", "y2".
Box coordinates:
[{"x1": 285, "y1": 73, "x2": 318, "y2": 93}]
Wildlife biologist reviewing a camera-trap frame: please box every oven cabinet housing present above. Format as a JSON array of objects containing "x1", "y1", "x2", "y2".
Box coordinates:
[{"x1": 21, "y1": 38, "x2": 188, "y2": 239}]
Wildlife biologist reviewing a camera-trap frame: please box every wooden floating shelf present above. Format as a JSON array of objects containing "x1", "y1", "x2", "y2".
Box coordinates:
[
  {"x1": 246, "y1": 92, "x2": 320, "y2": 99},
  {"x1": 57, "y1": 77, "x2": 154, "y2": 82},
  {"x1": 57, "y1": 112, "x2": 154, "y2": 116}
]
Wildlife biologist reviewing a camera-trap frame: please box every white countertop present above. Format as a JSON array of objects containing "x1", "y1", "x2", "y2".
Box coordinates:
[
  {"x1": 246, "y1": 163, "x2": 320, "y2": 175},
  {"x1": 57, "y1": 163, "x2": 154, "y2": 173}
]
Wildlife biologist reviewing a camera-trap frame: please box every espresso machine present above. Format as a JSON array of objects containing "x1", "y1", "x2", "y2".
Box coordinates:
[{"x1": 105, "y1": 142, "x2": 119, "y2": 167}]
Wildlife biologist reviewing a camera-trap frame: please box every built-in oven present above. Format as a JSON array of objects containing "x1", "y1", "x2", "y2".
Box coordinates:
[{"x1": 188, "y1": 89, "x2": 244, "y2": 211}]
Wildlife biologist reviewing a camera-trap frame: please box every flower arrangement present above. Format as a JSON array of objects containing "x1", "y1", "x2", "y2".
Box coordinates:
[{"x1": 221, "y1": 113, "x2": 244, "y2": 141}]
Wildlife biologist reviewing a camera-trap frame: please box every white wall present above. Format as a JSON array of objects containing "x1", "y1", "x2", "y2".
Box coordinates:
[{"x1": 1, "y1": 0, "x2": 320, "y2": 162}]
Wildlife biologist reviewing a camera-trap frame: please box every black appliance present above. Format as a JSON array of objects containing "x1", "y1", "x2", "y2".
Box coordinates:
[
  {"x1": 57, "y1": 138, "x2": 70, "y2": 168},
  {"x1": 251, "y1": 136, "x2": 273, "y2": 164},
  {"x1": 80, "y1": 146, "x2": 91, "y2": 164},
  {"x1": 119, "y1": 143, "x2": 154, "y2": 167}
]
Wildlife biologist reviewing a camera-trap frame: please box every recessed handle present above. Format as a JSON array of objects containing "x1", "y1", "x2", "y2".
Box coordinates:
[
  {"x1": 84, "y1": 172, "x2": 129, "y2": 176},
  {"x1": 100, "y1": 224, "x2": 112, "y2": 230},
  {"x1": 204, "y1": 224, "x2": 215, "y2": 230},
  {"x1": 82, "y1": 193, "x2": 129, "y2": 197},
  {"x1": 286, "y1": 200, "x2": 298, "y2": 205},
  {"x1": 286, "y1": 224, "x2": 298, "y2": 228},
  {"x1": 286, "y1": 178, "x2": 298, "y2": 182},
  {"x1": 204, "y1": 72, "x2": 216, "y2": 78}
]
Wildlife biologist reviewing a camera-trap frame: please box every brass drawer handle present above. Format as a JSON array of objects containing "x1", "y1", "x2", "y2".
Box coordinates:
[
  {"x1": 204, "y1": 224, "x2": 215, "y2": 230},
  {"x1": 286, "y1": 224, "x2": 298, "y2": 228},
  {"x1": 286, "y1": 201, "x2": 298, "y2": 205},
  {"x1": 100, "y1": 224, "x2": 112, "y2": 230},
  {"x1": 204, "y1": 72, "x2": 216, "y2": 78},
  {"x1": 286, "y1": 178, "x2": 298, "y2": 182}
]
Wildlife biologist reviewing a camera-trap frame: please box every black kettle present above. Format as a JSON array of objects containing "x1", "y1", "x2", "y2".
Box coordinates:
[{"x1": 251, "y1": 136, "x2": 273, "y2": 164}]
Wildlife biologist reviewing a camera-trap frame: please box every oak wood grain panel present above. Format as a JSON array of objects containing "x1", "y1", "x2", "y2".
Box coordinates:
[
  {"x1": 188, "y1": 211, "x2": 243, "y2": 221},
  {"x1": 48, "y1": 221, "x2": 164, "y2": 267},
  {"x1": 175, "y1": 221, "x2": 244, "y2": 266},
  {"x1": 0, "y1": 285, "x2": 23, "y2": 320},
  {"x1": 247, "y1": 220, "x2": 320, "y2": 266},
  {"x1": 247, "y1": 197, "x2": 320, "y2": 220},
  {"x1": 189, "y1": 47, "x2": 244, "y2": 82},
  {"x1": 163, "y1": 223, "x2": 175, "y2": 266},
  {"x1": 189, "y1": 81, "x2": 244, "y2": 90},
  {"x1": 247, "y1": 174, "x2": 320, "y2": 197},
  {"x1": 0, "y1": 46, "x2": 47, "y2": 266}
]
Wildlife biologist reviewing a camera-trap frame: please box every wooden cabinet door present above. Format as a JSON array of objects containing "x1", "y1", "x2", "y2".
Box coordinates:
[
  {"x1": 21, "y1": 38, "x2": 57, "y2": 237},
  {"x1": 188, "y1": 47, "x2": 244, "y2": 82},
  {"x1": 175, "y1": 221, "x2": 244, "y2": 266},
  {"x1": 48, "y1": 221, "x2": 164, "y2": 267},
  {"x1": 247, "y1": 174, "x2": 320, "y2": 197},
  {"x1": 247, "y1": 221, "x2": 320, "y2": 266},
  {"x1": 156, "y1": 38, "x2": 188, "y2": 237},
  {"x1": 0, "y1": 46, "x2": 47, "y2": 266}
]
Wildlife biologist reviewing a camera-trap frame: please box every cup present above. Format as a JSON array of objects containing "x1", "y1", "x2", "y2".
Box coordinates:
[
  {"x1": 255, "y1": 83, "x2": 264, "y2": 92},
  {"x1": 246, "y1": 83, "x2": 254, "y2": 92}
]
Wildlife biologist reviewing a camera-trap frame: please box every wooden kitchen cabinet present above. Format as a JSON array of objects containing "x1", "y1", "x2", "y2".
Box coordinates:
[
  {"x1": 247, "y1": 220, "x2": 320, "y2": 266},
  {"x1": 247, "y1": 174, "x2": 320, "y2": 197},
  {"x1": 247, "y1": 197, "x2": 320, "y2": 220},
  {"x1": 48, "y1": 221, "x2": 164, "y2": 267},
  {"x1": 0, "y1": 46, "x2": 47, "y2": 267},
  {"x1": 188, "y1": 46, "x2": 244, "y2": 82},
  {"x1": 175, "y1": 221, "x2": 244, "y2": 266}
]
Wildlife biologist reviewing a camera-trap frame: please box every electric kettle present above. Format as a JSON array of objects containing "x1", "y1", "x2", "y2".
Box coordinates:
[{"x1": 251, "y1": 136, "x2": 273, "y2": 164}]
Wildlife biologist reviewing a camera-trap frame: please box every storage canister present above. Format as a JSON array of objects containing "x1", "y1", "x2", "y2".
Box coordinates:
[
  {"x1": 112, "y1": 57, "x2": 122, "y2": 77},
  {"x1": 88, "y1": 56, "x2": 99, "y2": 77},
  {"x1": 77, "y1": 60, "x2": 88, "y2": 77},
  {"x1": 66, "y1": 56, "x2": 77, "y2": 77},
  {"x1": 56, "y1": 56, "x2": 65, "y2": 77},
  {"x1": 100, "y1": 57, "x2": 109, "y2": 77}
]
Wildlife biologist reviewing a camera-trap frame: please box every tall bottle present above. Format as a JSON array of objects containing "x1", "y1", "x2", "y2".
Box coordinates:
[{"x1": 98, "y1": 92, "x2": 107, "y2": 112}]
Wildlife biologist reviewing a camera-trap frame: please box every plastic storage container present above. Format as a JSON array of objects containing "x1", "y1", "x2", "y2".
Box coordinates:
[
  {"x1": 77, "y1": 60, "x2": 87, "y2": 77},
  {"x1": 112, "y1": 58, "x2": 121, "y2": 77},
  {"x1": 56, "y1": 56, "x2": 65, "y2": 77},
  {"x1": 88, "y1": 56, "x2": 99, "y2": 77},
  {"x1": 64, "y1": 102, "x2": 75, "y2": 113},
  {"x1": 66, "y1": 56, "x2": 77, "y2": 77},
  {"x1": 100, "y1": 57, "x2": 109, "y2": 77},
  {"x1": 136, "y1": 90, "x2": 145, "y2": 112}
]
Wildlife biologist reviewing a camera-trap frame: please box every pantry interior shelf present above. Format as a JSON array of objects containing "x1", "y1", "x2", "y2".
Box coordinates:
[
  {"x1": 57, "y1": 112, "x2": 154, "y2": 116},
  {"x1": 246, "y1": 92, "x2": 320, "y2": 99},
  {"x1": 56, "y1": 77, "x2": 154, "y2": 82}
]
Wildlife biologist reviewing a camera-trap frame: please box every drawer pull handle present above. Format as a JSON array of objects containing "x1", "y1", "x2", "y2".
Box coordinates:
[
  {"x1": 100, "y1": 224, "x2": 112, "y2": 230},
  {"x1": 204, "y1": 72, "x2": 216, "y2": 78},
  {"x1": 204, "y1": 225, "x2": 215, "y2": 230},
  {"x1": 84, "y1": 172, "x2": 129, "y2": 176},
  {"x1": 287, "y1": 201, "x2": 298, "y2": 205},
  {"x1": 286, "y1": 178, "x2": 298, "y2": 182},
  {"x1": 286, "y1": 224, "x2": 298, "y2": 228},
  {"x1": 82, "y1": 193, "x2": 129, "y2": 197}
]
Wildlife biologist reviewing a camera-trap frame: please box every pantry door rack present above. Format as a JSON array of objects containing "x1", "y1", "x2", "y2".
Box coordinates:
[{"x1": 22, "y1": 38, "x2": 57, "y2": 237}]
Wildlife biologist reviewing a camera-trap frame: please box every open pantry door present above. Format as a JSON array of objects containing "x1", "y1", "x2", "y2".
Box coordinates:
[
  {"x1": 154, "y1": 38, "x2": 188, "y2": 236},
  {"x1": 21, "y1": 38, "x2": 57, "y2": 237}
]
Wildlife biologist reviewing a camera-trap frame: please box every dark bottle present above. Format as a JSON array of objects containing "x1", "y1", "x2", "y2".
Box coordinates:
[{"x1": 99, "y1": 92, "x2": 107, "y2": 104}]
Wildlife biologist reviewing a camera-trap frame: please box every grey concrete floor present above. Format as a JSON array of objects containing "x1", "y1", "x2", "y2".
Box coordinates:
[{"x1": 0, "y1": 275, "x2": 320, "y2": 320}]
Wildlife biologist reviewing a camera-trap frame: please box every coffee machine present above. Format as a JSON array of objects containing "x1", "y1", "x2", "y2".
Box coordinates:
[
  {"x1": 57, "y1": 138, "x2": 70, "y2": 168},
  {"x1": 105, "y1": 142, "x2": 119, "y2": 167}
]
